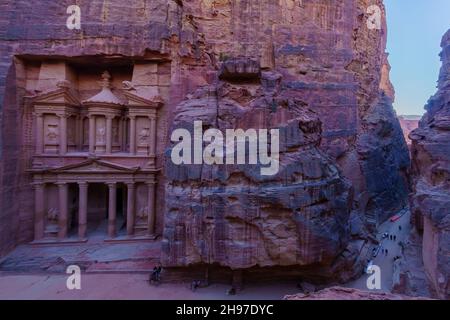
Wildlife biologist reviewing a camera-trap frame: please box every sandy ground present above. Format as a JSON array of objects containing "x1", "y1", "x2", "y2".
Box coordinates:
[
  {"x1": 0, "y1": 211, "x2": 412, "y2": 300},
  {"x1": 0, "y1": 273, "x2": 301, "y2": 300}
]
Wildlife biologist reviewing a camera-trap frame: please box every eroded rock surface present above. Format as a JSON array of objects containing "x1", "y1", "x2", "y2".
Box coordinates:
[
  {"x1": 409, "y1": 29, "x2": 450, "y2": 300},
  {"x1": 0, "y1": 0, "x2": 410, "y2": 284},
  {"x1": 285, "y1": 286, "x2": 431, "y2": 300},
  {"x1": 398, "y1": 115, "x2": 421, "y2": 147},
  {"x1": 161, "y1": 0, "x2": 409, "y2": 280},
  {"x1": 163, "y1": 80, "x2": 353, "y2": 275}
]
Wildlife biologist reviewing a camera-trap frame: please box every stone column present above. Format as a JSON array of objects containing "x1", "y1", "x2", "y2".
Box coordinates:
[
  {"x1": 36, "y1": 114, "x2": 44, "y2": 154},
  {"x1": 147, "y1": 181, "x2": 156, "y2": 236},
  {"x1": 149, "y1": 117, "x2": 157, "y2": 157},
  {"x1": 107, "y1": 183, "x2": 117, "y2": 238},
  {"x1": 89, "y1": 115, "x2": 95, "y2": 154},
  {"x1": 57, "y1": 182, "x2": 69, "y2": 239},
  {"x1": 59, "y1": 115, "x2": 67, "y2": 155},
  {"x1": 129, "y1": 116, "x2": 136, "y2": 155},
  {"x1": 126, "y1": 183, "x2": 135, "y2": 236},
  {"x1": 34, "y1": 183, "x2": 45, "y2": 241},
  {"x1": 106, "y1": 115, "x2": 113, "y2": 154},
  {"x1": 78, "y1": 182, "x2": 88, "y2": 239},
  {"x1": 118, "y1": 117, "x2": 124, "y2": 152},
  {"x1": 77, "y1": 116, "x2": 84, "y2": 151}
]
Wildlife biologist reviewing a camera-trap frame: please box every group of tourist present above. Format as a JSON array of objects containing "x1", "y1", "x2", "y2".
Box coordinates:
[{"x1": 150, "y1": 265, "x2": 162, "y2": 285}]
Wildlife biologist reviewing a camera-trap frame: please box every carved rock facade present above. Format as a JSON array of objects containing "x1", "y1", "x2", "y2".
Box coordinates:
[{"x1": 0, "y1": 0, "x2": 409, "y2": 284}]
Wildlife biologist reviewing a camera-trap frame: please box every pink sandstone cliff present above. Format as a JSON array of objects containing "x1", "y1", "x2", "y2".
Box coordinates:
[
  {"x1": 410, "y1": 29, "x2": 450, "y2": 300},
  {"x1": 398, "y1": 115, "x2": 420, "y2": 146},
  {"x1": 160, "y1": 0, "x2": 409, "y2": 281},
  {"x1": 0, "y1": 1, "x2": 409, "y2": 284}
]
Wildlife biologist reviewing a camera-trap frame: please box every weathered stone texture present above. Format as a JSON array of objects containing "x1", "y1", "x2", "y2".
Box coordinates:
[
  {"x1": 161, "y1": 0, "x2": 409, "y2": 277},
  {"x1": 398, "y1": 115, "x2": 421, "y2": 147},
  {"x1": 0, "y1": 0, "x2": 178, "y2": 256},
  {"x1": 410, "y1": 29, "x2": 450, "y2": 300},
  {"x1": 163, "y1": 82, "x2": 353, "y2": 274},
  {"x1": 285, "y1": 286, "x2": 432, "y2": 300},
  {"x1": 0, "y1": 0, "x2": 410, "y2": 285}
]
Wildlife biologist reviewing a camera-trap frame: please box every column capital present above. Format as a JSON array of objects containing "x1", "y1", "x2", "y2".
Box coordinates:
[
  {"x1": 31, "y1": 182, "x2": 46, "y2": 188},
  {"x1": 126, "y1": 182, "x2": 136, "y2": 188},
  {"x1": 55, "y1": 181, "x2": 69, "y2": 187},
  {"x1": 57, "y1": 113, "x2": 69, "y2": 119},
  {"x1": 106, "y1": 182, "x2": 117, "y2": 188},
  {"x1": 128, "y1": 115, "x2": 136, "y2": 120},
  {"x1": 105, "y1": 114, "x2": 115, "y2": 120},
  {"x1": 34, "y1": 112, "x2": 44, "y2": 118},
  {"x1": 78, "y1": 181, "x2": 88, "y2": 187}
]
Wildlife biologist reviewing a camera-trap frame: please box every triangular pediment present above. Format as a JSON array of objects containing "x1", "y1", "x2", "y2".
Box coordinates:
[
  {"x1": 123, "y1": 91, "x2": 163, "y2": 108},
  {"x1": 49, "y1": 159, "x2": 139, "y2": 173},
  {"x1": 34, "y1": 88, "x2": 81, "y2": 106}
]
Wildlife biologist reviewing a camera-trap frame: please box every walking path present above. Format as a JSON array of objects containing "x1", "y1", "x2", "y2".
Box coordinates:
[
  {"x1": 344, "y1": 209, "x2": 411, "y2": 292},
  {"x1": 0, "y1": 211, "x2": 413, "y2": 299}
]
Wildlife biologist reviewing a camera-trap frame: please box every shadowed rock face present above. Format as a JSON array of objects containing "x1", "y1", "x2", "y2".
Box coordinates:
[
  {"x1": 161, "y1": 0, "x2": 409, "y2": 278},
  {"x1": 162, "y1": 80, "x2": 353, "y2": 273},
  {"x1": 410, "y1": 29, "x2": 450, "y2": 300}
]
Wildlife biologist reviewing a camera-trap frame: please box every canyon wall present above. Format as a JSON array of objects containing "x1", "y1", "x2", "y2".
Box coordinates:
[
  {"x1": 410, "y1": 29, "x2": 450, "y2": 299},
  {"x1": 161, "y1": 0, "x2": 409, "y2": 280},
  {"x1": 0, "y1": 0, "x2": 410, "y2": 282},
  {"x1": 398, "y1": 115, "x2": 421, "y2": 147}
]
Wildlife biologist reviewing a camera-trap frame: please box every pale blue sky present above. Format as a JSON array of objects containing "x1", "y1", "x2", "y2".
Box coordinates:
[{"x1": 385, "y1": 0, "x2": 450, "y2": 115}]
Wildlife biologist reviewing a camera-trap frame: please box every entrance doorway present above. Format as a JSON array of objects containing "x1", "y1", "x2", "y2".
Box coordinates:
[
  {"x1": 115, "y1": 183, "x2": 127, "y2": 237},
  {"x1": 87, "y1": 183, "x2": 108, "y2": 238},
  {"x1": 85, "y1": 183, "x2": 128, "y2": 239}
]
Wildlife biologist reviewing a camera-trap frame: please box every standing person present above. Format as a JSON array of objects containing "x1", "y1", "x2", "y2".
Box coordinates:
[
  {"x1": 156, "y1": 265, "x2": 162, "y2": 282},
  {"x1": 394, "y1": 235, "x2": 397, "y2": 241},
  {"x1": 399, "y1": 225, "x2": 402, "y2": 231},
  {"x1": 385, "y1": 249, "x2": 388, "y2": 256},
  {"x1": 150, "y1": 267, "x2": 158, "y2": 284}
]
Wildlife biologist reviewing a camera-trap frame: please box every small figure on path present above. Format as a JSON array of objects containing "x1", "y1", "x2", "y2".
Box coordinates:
[
  {"x1": 191, "y1": 280, "x2": 201, "y2": 292},
  {"x1": 156, "y1": 265, "x2": 162, "y2": 282},
  {"x1": 150, "y1": 267, "x2": 160, "y2": 285},
  {"x1": 227, "y1": 287, "x2": 236, "y2": 295}
]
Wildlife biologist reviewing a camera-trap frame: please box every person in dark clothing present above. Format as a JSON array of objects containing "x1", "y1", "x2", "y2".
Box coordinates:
[
  {"x1": 191, "y1": 280, "x2": 201, "y2": 292},
  {"x1": 385, "y1": 249, "x2": 388, "y2": 256},
  {"x1": 150, "y1": 267, "x2": 159, "y2": 284},
  {"x1": 394, "y1": 235, "x2": 397, "y2": 241},
  {"x1": 227, "y1": 287, "x2": 236, "y2": 295},
  {"x1": 399, "y1": 225, "x2": 402, "y2": 231},
  {"x1": 156, "y1": 266, "x2": 162, "y2": 281}
]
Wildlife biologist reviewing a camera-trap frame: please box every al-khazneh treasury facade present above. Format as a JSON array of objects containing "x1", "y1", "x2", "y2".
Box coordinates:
[{"x1": 28, "y1": 64, "x2": 163, "y2": 243}]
